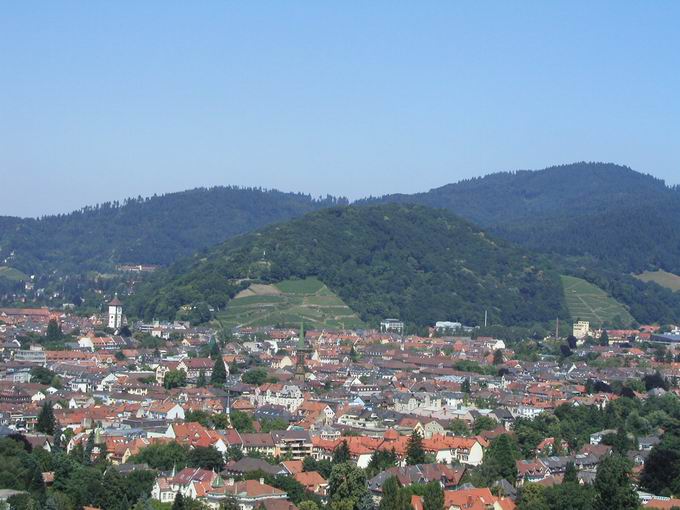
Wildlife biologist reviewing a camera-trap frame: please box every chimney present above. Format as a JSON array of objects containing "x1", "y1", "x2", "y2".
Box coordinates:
[{"x1": 259, "y1": 477, "x2": 265, "y2": 485}]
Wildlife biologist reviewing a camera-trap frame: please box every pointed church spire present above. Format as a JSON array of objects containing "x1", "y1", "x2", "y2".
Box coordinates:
[{"x1": 211, "y1": 471, "x2": 224, "y2": 488}]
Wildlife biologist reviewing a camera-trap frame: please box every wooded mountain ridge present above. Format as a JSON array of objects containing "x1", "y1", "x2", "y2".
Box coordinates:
[
  {"x1": 4, "y1": 162, "x2": 680, "y2": 326},
  {"x1": 128, "y1": 204, "x2": 568, "y2": 327}
]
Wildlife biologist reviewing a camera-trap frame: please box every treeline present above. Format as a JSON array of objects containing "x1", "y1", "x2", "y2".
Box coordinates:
[
  {"x1": 360, "y1": 162, "x2": 674, "y2": 235},
  {"x1": 500, "y1": 199, "x2": 680, "y2": 276}
]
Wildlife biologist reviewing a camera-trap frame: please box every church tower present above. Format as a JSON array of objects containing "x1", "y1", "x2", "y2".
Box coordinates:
[{"x1": 108, "y1": 295, "x2": 123, "y2": 330}]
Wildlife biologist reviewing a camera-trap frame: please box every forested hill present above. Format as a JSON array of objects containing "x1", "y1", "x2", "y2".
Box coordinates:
[
  {"x1": 361, "y1": 162, "x2": 671, "y2": 226},
  {"x1": 0, "y1": 187, "x2": 346, "y2": 274},
  {"x1": 4, "y1": 162, "x2": 678, "y2": 279},
  {"x1": 129, "y1": 204, "x2": 568, "y2": 327},
  {"x1": 361, "y1": 162, "x2": 680, "y2": 273}
]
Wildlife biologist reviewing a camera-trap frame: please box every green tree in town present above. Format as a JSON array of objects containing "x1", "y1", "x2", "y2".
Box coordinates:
[
  {"x1": 163, "y1": 370, "x2": 187, "y2": 390},
  {"x1": 644, "y1": 371, "x2": 669, "y2": 391},
  {"x1": 333, "y1": 440, "x2": 351, "y2": 464},
  {"x1": 492, "y1": 349, "x2": 504, "y2": 365},
  {"x1": 302, "y1": 456, "x2": 333, "y2": 479},
  {"x1": 30, "y1": 366, "x2": 57, "y2": 385},
  {"x1": 328, "y1": 462, "x2": 369, "y2": 510},
  {"x1": 366, "y1": 449, "x2": 397, "y2": 478},
  {"x1": 28, "y1": 463, "x2": 46, "y2": 504},
  {"x1": 220, "y1": 496, "x2": 240, "y2": 510},
  {"x1": 593, "y1": 455, "x2": 639, "y2": 510},
  {"x1": 83, "y1": 430, "x2": 95, "y2": 464},
  {"x1": 379, "y1": 476, "x2": 410, "y2": 510},
  {"x1": 210, "y1": 340, "x2": 221, "y2": 360},
  {"x1": 241, "y1": 368, "x2": 269, "y2": 385},
  {"x1": 36, "y1": 402, "x2": 56, "y2": 435},
  {"x1": 172, "y1": 492, "x2": 186, "y2": 510},
  {"x1": 517, "y1": 483, "x2": 549, "y2": 510},
  {"x1": 447, "y1": 420, "x2": 469, "y2": 436},
  {"x1": 260, "y1": 418, "x2": 290, "y2": 433},
  {"x1": 187, "y1": 446, "x2": 224, "y2": 471},
  {"x1": 52, "y1": 427, "x2": 63, "y2": 453},
  {"x1": 357, "y1": 490, "x2": 375, "y2": 510},
  {"x1": 602, "y1": 426, "x2": 635, "y2": 455},
  {"x1": 230, "y1": 411, "x2": 256, "y2": 433},
  {"x1": 96, "y1": 469, "x2": 130, "y2": 510},
  {"x1": 479, "y1": 434, "x2": 519, "y2": 484},
  {"x1": 210, "y1": 358, "x2": 227, "y2": 386},
  {"x1": 599, "y1": 330, "x2": 609, "y2": 346},
  {"x1": 406, "y1": 430, "x2": 426, "y2": 465},
  {"x1": 164, "y1": 369, "x2": 187, "y2": 389},
  {"x1": 472, "y1": 416, "x2": 497, "y2": 435},
  {"x1": 226, "y1": 446, "x2": 244, "y2": 462},
  {"x1": 640, "y1": 432, "x2": 680, "y2": 497},
  {"x1": 302, "y1": 456, "x2": 318, "y2": 472},
  {"x1": 196, "y1": 370, "x2": 207, "y2": 388},
  {"x1": 298, "y1": 501, "x2": 319, "y2": 510},
  {"x1": 6, "y1": 493, "x2": 40, "y2": 510},
  {"x1": 422, "y1": 480, "x2": 444, "y2": 510},
  {"x1": 129, "y1": 441, "x2": 189, "y2": 471},
  {"x1": 46, "y1": 319, "x2": 63, "y2": 342},
  {"x1": 543, "y1": 481, "x2": 595, "y2": 510},
  {"x1": 329, "y1": 501, "x2": 354, "y2": 510},
  {"x1": 563, "y1": 462, "x2": 578, "y2": 484}
]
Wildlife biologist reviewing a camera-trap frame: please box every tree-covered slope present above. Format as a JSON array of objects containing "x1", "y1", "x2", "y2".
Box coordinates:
[
  {"x1": 362, "y1": 162, "x2": 671, "y2": 226},
  {"x1": 498, "y1": 200, "x2": 680, "y2": 274},
  {"x1": 129, "y1": 204, "x2": 568, "y2": 327},
  {"x1": 362, "y1": 162, "x2": 680, "y2": 274},
  {"x1": 0, "y1": 187, "x2": 346, "y2": 275},
  {"x1": 4, "y1": 162, "x2": 677, "y2": 280}
]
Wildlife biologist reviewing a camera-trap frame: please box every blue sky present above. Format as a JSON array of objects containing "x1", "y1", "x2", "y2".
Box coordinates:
[{"x1": 1, "y1": 1, "x2": 679, "y2": 217}]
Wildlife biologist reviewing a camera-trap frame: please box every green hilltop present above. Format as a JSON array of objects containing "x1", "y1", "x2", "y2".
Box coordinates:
[{"x1": 129, "y1": 204, "x2": 568, "y2": 328}]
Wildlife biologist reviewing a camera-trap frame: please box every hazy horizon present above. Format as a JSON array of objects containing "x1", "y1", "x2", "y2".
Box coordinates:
[{"x1": 2, "y1": 2, "x2": 679, "y2": 217}]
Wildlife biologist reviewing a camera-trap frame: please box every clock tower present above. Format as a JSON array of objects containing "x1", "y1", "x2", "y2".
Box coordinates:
[{"x1": 108, "y1": 295, "x2": 123, "y2": 330}]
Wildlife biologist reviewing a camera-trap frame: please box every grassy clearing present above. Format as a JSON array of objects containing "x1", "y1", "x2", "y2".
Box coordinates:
[
  {"x1": 561, "y1": 275, "x2": 634, "y2": 327},
  {"x1": 635, "y1": 270, "x2": 680, "y2": 292},
  {"x1": 227, "y1": 295, "x2": 285, "y2": 307},
  {"x1": 216, "y1": 277, "x2": 364, "y2": 330},
  {"x1": 274, "y1": 277, "x2": 325, "y2": 294},
  {"x1": 0, "y1": 266, "x2": 27, "y2": 281}
]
